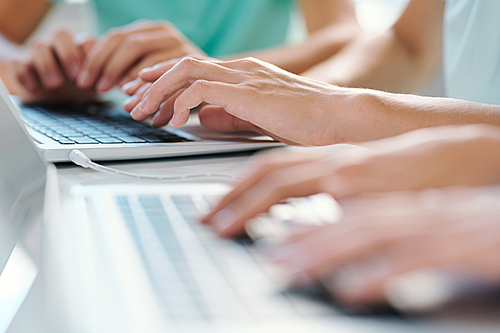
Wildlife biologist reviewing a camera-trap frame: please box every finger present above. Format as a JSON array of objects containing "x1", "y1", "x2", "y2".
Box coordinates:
[
  {"x1": 276, "y1": 209, "x2": 447, "y2": 285},
  {"x1": 333, "y1": 232, "x2": 451, "y2": 306},
  {"x1": 273, "y1": 214, "x2": 409, "y2": 282},
  {"x1": 131, "y1": 58, "x2": 244, "y2": 119},
  {"x1": 202, "y1": 152, "x2": 315, "y2": 224},
  {"x1": 151, "y1": 89, "x2": 185, "y2": 127},
  {"x1": 77, "y1": 24, "x2": 162, "y2": 89},
  {"x1": 31, "y1": 42, "x2": 65, "y2": 89},
  {"x1": 96, "y1": 31, "x2": 177, "y2": 91},
  {"x1": 207, "y1": 161, "x2": 331, "y2": 238},
  {"x1": 117, "y1": 55, "x2": 170, "y2": 88},
  {"x1": 123, "y1": 82, "x2": 152, "y2": 112},
  {"x1": 12, "y1": 61, "x2": 40, "y2": 92},
  {"x1": 77, "y1": 31, "x2": 126, "y2": 89},
  {"x1": 51, "y1": 29, "x2": 84, "y2": 80},
  {"x1": 79, "y1": 38, "x2": 97, "y2": 56},
  {"x1": 118, "y1": 52, "x2": 190, "y2": 88},
  {"x1": 138, "y1": 58, "x2": 180, "y2": 82},
  {"x1": 122, "y1": 77, "x2": 146, "y2": 96}
]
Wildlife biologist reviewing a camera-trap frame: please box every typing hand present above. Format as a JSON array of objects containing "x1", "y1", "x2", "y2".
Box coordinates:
[
  {"x1": 201, "y1": 144, "x2": 374, "y2": 238},
  {"x1": 201, "y1": 125, "x2": 500, "y2": 238},
  {"x1": 76, "y1": 20, "x2": 205, "y2": 92},
  {"x1": 270, "y1": 187, "x2": 500, "y2": 307},
  {"x1": 126, "y1": 57, "x2": 349, "y2": 145},
  {"x1": 122, "y1": 56, "x2": 211, "y2": 116},
  {"x1": 9, "y1": 30, "x2": 97, "y2": 102}
]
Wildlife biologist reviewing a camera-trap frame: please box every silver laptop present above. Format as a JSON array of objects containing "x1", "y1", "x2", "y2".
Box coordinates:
[
  {"x1": 3, "y1": 85, "x2": 282, "y2": 163},
  {"x1": 1, "y1": 83, "x2": 488, "y2": 333}
]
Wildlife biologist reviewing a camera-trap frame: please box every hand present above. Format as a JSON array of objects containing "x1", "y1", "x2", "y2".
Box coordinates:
[
  {"x1": 201, "y1": 144, "x2": 374, "y2": 238},
  {"x1": 270, "y1": 187, "x2": 500, "y2": 306},
  {"x1": 201, "y1": 125, "x2": 500, "y2": 238},
  {"x1": 128, "y1": 57, "x2": 347, "y2": 145},
  {"x1": 76, "y1": 21, "x2": 205, "y2": 92},
  {"x1": 9, "y1": 30, "x2": 97, "y2": 102},
  {"x1": 122, "y1": 56, "x2": 212, "y2": 117}
]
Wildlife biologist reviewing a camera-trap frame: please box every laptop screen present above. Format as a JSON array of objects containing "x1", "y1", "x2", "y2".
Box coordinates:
[{"x1": 0, "y1": 82, "x2": 47, "y2": 274}]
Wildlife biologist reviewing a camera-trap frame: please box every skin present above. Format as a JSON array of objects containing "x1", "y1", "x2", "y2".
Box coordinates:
[
  {"x1": 270, "y1": 187, "x2": 500, "y2": 306},
  {"x1": 0, "y1": 0, "x2": 360, "y2": 101},
  {"x1": 199, "y1": 125, "x2": 500, "y2": 238},
  {"x1": 303, "y1": 0, "x2": 445, "y2": 92},
  {"x1": 8, "y1": 36, "x2": 98, "y2": 102},
  {"x1": 126, "y1": 56, "x2": 500, "y2": 145},
  {"x1": 124, "y1": 0, "x2": 444, "y2": 104}
]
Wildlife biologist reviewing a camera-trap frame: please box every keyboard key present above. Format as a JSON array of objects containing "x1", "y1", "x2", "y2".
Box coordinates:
[
  {"x1": 114, "y1": 135, "x2": 148, "y2": 143},
  {"x1": 21, "y1": 104, "x2": 190, "y2": 145},
  {"x1": 96, "y1": 138, "x2": 124, "y2": 144},
  {"x1": 56, "y1": 138, "x2": 76, "y2": 144},
  {"x1": 70, "y1": 136, "x2": 100, "y2": 144}
]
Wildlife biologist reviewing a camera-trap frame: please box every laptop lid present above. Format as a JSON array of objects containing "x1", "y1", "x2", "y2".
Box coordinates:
[{"x1": 0, "y1": 81, "x2": 47, "y2": 274}]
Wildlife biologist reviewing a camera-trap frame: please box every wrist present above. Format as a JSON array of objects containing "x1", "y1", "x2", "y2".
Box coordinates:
[{"x1": 322, "y1": 87, "x2": 396, "y2": 144}]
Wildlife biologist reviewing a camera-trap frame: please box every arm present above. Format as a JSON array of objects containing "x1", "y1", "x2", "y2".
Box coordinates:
[
  {"x1": 0, "y1": 0, "x2": 51, "y2": 45},
  {"x1": 303, "y1": 0, "x2": 444, "y2": 93},
  {"x1": 227, "y1": 0, "x2": 361, "y2": 74},
  {"x1": 127, "y1": 57, "x2": 500, "y2": 145},
  {"x1": 201, "y1": 124, "x2": 500, "y2": 238}
]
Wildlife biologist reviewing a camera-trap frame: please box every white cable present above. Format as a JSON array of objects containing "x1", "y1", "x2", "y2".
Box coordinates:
[{"x1": 69, "y1": 149, "x2": 240, "y2": 181}]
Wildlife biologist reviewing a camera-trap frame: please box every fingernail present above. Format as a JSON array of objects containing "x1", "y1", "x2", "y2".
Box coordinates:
[
  {"x1": 139, "y1": 66, "x2": 154, "y2": 75},
  {"x1": 212, "y1": 209, "x2": 235, "y2": 232},
  {"x1": 96, "y1": 78, "x2": 110, "y2": 92},
  {"x1": 130, "y1": 107, "x2": 141, "y2": 118},
  {"x1": 152, "y1": 112, "x2": 160, "y2": 125},
  {"x1": 138, "y1": 98, "x2": 148, "y2": 112},
  {"x1": 124, "y1": 96, "x2": 136, "y2": 106},
  {"x1": 170, "y1": 113, "x2": 176, "y2": 126},
  {"x1": 122, "y1": 79, "x2": 139, "y2": 92}
]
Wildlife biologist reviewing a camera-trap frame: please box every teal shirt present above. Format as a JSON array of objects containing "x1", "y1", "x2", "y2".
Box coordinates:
[
  {"x1": 444, "y1": 0, "x2": 500, "y2": 104},
  {"x1": 69, "y1": 0, "x2": 300, "y2": 57}
]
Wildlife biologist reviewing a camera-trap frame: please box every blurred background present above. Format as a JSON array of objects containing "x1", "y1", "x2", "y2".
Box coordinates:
[
  {"x1": 33, "y1": 0, "x2": 411, "y2": 41},
  {"x1": 1, "y1": 0, "x2": 443, "y2": 95}
]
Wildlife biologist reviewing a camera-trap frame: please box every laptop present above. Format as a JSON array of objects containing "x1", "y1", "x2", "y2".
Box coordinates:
[
  {"x1": 0, "y1": 82, "x2": 486, "y2": 333},
  {"x1": 3, "y1": 85, "x2": 283, "y2": 163}
]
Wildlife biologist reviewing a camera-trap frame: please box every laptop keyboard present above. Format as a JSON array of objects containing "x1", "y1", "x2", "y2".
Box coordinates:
[
  {"x1": 19, "y1": 104, "x2": 191, "y2": 145},
  {"x1": 115, "y1": 193, "x2": 300, "y2": 323}
]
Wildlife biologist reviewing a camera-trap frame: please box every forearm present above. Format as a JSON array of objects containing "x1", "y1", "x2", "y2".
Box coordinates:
[
  {"x1": 303, "y1": 0, "x2": 444, "y2": 92},
  {"x1": 302, "y1": 30, "x2": 440, "y2": 92},
  {"x1": 243, "y1": 20, "x2": 361, "y2": 74},
  {"x1": 330, "y1": 89, "x2": 500, "y2": 143},
  {"x1": 225, "y1": 0, "x2": 361, "y2": 74}
]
